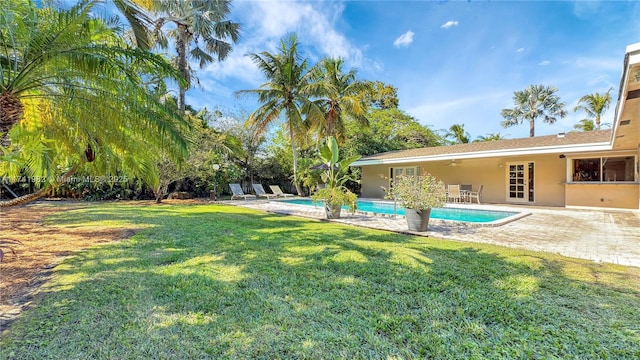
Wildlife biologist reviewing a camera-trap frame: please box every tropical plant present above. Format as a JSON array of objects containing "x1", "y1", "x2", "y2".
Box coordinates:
[
  {"x1": 386, "y1": 174, "x2": 447, "y2": 211},
  {"x1": 501, "y1": 84, "x2": 567, "y2": 137},
  {"x1": 359, "y1": 80, "x2": 399, "y2": 110},
  {"x1": 151, "y1": 103, "x2": 241, "y2": 202},
  {"x1": 0, "y1": 0, "x2": 189, "y2": 207},
  {"x1": 146, "y1": 0, "x2": 240, "y2": 110},
  {"x1": 236, "y1": 33, "x2": 325, "y2": 196},
  {"x1": 573, "y1": 119, "x2": 596, "y2": 132},
  {"x1": 573, "y1": 88, "x2": 612, "y2": 131},
  {"x1": 343, "y1": 108, "x2": 443, "y2": 157},
  {"x1": 112, "y1": 0, "x2": 153, "y2": 49},
  {"x1": 446, "y1": 123, "x2": 470, "y2": 144},
  {"x1": 310, "y1": 57, "x2": 369, "y2": 143},
  {"x1": 474, "y1": 132, "x2": 507, "y2": 142},
  {"x1": 311, "y1": 136, "x2": 361, "y2": 217}
]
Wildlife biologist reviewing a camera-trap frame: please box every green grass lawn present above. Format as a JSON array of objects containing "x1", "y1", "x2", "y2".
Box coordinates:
[{"x1": 1, "y1": 203, "x2": 639, "y2": 359}]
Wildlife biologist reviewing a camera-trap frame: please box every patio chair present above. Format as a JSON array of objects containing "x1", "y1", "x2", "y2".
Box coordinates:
[
  {"x1": 269, "y1": 185, "x2": 295, "y2": 198},
  {"x1": 252, "y1": 184, "x2": 278, "y2": 199},
  {"x1": 447, "y1": 184, "x2": 463, "y2": 203},
  {"x1": 229, "y1": 183, "x2": 256, "y2": 200},
  {"x1": 460, "y1": 184, "x2": 473, "y2": 202},
  {"x1": 468, "y1": 185, "x2": 483, "y2": 204}
]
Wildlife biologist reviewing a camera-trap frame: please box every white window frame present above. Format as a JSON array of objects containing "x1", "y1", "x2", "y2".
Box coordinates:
[{"x1": 389, "y1": 166, "x2": 420, "y2": 188}]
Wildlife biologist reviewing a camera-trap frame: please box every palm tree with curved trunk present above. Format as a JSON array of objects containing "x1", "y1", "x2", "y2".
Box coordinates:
[
  {"x1": 236, "y1": 33, "x2": 324, "y2": 196},
  {"x1": 501, "y1": 84, "x2": 567, "y2": 137},
  {"x1": 573, "y1": 88, "x2": 612, "y2": 131},
  {"x1": 146, "y1": 0, "x2": 240, "y2": 111},
  {"x1": 310, "y1": 57, "x2": 369, "y2": 144},
  {"x1": 0, "y1": 1, "x2": 189, "y2": 207}
]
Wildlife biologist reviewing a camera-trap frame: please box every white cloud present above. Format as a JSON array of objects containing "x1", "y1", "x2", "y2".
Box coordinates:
[
  {"x1": 516, "y1": 47, "x2": 525, "y2": 53},
  {"x1": 538, "y1": 60, "x2": 551, "y2": 66},
  {"x1": 440, "y1": 20, "x2": 459, "y2": 29},
  {"x1": 241, "y1": 1, "x2": 363, "y2": 62},
  {"x1": 393, "y1": 30, "x2": 415, "y2": 48},
  {"x1": 197, "y1": 1, "x2": 371, "y2": 90}
]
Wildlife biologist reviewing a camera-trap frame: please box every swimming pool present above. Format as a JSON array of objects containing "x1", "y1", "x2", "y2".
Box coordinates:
[{"x1": 278, "y1": 199, "x2": 520, "y2": 223}]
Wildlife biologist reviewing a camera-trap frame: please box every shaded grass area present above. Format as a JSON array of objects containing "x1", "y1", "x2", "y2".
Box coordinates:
[{"x1": 1, "y1": 203, "x2": 639, "y2": 359}]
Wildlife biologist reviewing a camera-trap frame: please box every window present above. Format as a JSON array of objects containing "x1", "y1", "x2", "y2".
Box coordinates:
[
  {"x1": 572, "y1": 156, "x2": 636, "y2": 182},
  {"x1": 389, "y1": 167, "x2": 420, "y2": 190},
  {"x1": 391, "y1": 166, "x2": 419, "y2": 179}
]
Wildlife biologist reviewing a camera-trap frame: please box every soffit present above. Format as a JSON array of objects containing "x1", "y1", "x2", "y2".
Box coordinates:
[{"x1": 613, "y1": 61, "x2": 640, "y2": 151}]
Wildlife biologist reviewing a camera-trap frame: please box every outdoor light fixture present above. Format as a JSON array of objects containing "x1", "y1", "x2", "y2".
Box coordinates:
[{"x1": 212, "y1": 164, "x2": 220, "y2": 201}]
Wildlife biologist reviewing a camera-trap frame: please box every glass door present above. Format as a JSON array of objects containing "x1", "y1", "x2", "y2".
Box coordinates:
[{"x1": 506, "y1": 162, "x2": 534, "y2": 203}]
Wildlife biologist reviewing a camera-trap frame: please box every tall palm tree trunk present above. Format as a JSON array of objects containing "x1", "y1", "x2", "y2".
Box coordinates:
[
  {"x1": 176, "y1": 25, "x2": 189, "y2": 112},
  {"x1": 529, "y1": 117, "x2": 535, "y2": 137},
  {"x1": 290, "y1": 122, "x2": 304, "y2": 196}
]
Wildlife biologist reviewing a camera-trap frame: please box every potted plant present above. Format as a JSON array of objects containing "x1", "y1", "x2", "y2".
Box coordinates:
[
  {"x1": 386, "y1": 174, "x2": 447, "y2": 231},
  {"x1": 311, "y1": 136, "x2": 361, "y2": 219}
]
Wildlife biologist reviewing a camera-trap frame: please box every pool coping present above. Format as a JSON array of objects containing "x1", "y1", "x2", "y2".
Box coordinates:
[{"x1": 270, "y1": 198, "x2": 531, "y2": 227}]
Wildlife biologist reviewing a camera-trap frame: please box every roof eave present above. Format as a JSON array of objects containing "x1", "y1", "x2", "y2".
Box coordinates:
[{"x1": 352, "y1": 142, "x2": 613, "y2": 166}]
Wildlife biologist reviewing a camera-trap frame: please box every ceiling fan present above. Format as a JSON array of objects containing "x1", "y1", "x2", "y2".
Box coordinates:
[{"x1": 445, "y1": 159, "x2": 460, "y2": 167}]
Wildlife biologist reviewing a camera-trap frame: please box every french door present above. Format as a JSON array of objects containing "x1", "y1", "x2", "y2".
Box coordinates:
[{"x1": 506, "y1": 162, "x2": 535, "y2": 203}]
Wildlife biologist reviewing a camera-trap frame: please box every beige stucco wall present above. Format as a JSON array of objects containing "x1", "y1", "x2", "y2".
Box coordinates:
[
  {"x1": 359, "y1": 154, "x2": 567, "y2": 206},
  {"x1": 565, "y1": 183, "x2": 640, "y2": 209}
]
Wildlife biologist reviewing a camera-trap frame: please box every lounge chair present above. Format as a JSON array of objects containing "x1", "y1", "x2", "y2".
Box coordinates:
[
  {"x1": 468, "y1": 185, "x2": 483, "y2": 204},
  {"x1": 252, "y1": 184, "x2": 278, "y2": 199},
  {"x1": 447, "y1": 184, "x2": 463, "y2": 203},
  {"x1": 269, "y1": 185, "x2": 295, "y2": 198},
  {"x1": 229, "y1": 183, "x2": 256, "y2": 200}
]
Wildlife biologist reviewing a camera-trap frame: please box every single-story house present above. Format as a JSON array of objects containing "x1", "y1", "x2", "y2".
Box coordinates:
[{"x1": 352, "y1": 43, "x2": 640, "y2": 210}]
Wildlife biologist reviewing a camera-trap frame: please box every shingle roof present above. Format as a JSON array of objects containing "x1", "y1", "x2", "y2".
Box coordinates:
[{"x1": 355, "y1": 130, "x2": 612, "y2": 164}]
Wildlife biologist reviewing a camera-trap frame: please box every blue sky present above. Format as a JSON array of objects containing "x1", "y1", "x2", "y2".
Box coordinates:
[{"x1": 185, "y1": 0, "x2": 640, "y2": 140}]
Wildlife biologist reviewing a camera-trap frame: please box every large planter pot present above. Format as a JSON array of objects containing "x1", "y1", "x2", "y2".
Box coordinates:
[
  {"x1": 405, "y1": 208, "x2": 432, "y2": 232},
  {"x1": 324, "y1": 202, "x2": 342, "y2": 219}
]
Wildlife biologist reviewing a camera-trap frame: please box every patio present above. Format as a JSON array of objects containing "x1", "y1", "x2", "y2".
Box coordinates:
[{"x1": 230, "y1": 199, "x2": 640, "y2": 268}]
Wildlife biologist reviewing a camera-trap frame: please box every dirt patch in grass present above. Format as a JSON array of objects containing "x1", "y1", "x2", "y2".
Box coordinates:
[{"x1": 0, "y1": 200, "x2": 141, "y2": 333}]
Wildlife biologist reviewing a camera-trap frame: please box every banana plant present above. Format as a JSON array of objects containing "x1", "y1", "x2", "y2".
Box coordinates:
[{"x1": 312, "y1": 136, "x2": 361, "y2": 218}]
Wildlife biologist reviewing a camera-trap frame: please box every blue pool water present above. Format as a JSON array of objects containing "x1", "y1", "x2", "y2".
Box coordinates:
[{"x1": 279, "y1": 199, "x2": 519, "y2": 223}]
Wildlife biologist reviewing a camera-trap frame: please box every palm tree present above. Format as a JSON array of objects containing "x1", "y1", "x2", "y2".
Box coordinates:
[
  {"x1": 0, "y1": 1, "x2": 189, "y2": 207},
  {"x1": 360, "y1": 80, "x2": 399, "y2": 110},
  {"x1": 146, "y1": 0, "x2": 240, "y2": 111},
  {"x1": 474, "y1": 133, "x2": 507, "y2": 142},
  {"x1": 501, "y1": 84, "x2": 567, "y2": 137},
  {"x1": 573, "y1": 119, "x2": 596, "y2": 132},
  {"x1": 112, "y1": 0, "x2": 153, "y2": 49},
  {"x1": 446, "y1": 124, "x2": 470, "y2": 144},
  {"x1": 236, "y1": 33, "x2": 324, "y2": 196},
  {"x1": 573, "y1": 88, "x2": 612, "y2": 131},
  {"x1": 310, "y1": 58, "x2": 369, "y2": 143}
]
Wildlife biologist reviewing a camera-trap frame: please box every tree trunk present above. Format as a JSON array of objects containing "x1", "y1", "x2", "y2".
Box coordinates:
[
  {"x1": 529, "y1": 118, "x2": 535, "y2": 137},
  {"x1": 596, "y1": 115, "x2": 601, "y2": 130},
  {"x1": 0, "y1": 164, "x2": 80, "y2": 207},
  {"x1": 176, "y1": 24, "x2": 189, "y2": 112},
  {"x1": 289, "y1": 122, "x2": 304, "y2": 196},
  {"x1": 0, "y1": 92, "x2": 24, "y2": 148}
]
